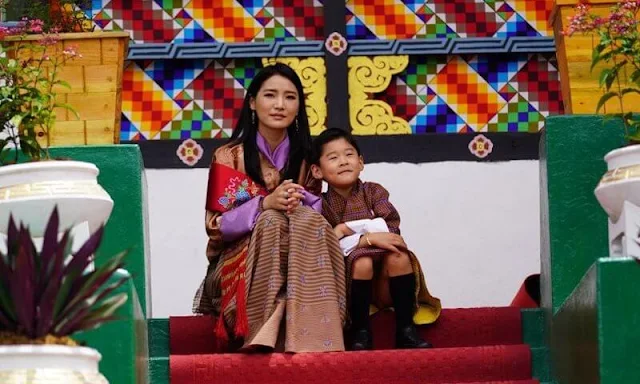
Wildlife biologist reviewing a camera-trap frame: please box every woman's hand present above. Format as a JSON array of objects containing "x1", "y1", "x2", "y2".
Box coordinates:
[
  {"x1": 363, "y1": 232, "x2": 407, "y2": 254},
  {"x1": 262, "y1": 179, "x2": 305, "y2": 213}
]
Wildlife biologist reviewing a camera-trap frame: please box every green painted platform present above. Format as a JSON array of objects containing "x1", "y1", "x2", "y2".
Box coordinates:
[{"x1": 541, "y1": 115, "x2": 640, "y2": 383}]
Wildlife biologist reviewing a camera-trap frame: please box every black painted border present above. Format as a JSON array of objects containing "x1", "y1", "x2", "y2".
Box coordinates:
[
  {"x1": 130, "y1": 132, "x2": 541, "y2": 169},
  {"x1": 323, "y1": 0, "x2": 350, "y2": 130}
]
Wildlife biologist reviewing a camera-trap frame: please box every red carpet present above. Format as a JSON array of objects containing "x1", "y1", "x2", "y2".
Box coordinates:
[{"x1": 169, "y1": 307, "x2": 536, "y2": 384}]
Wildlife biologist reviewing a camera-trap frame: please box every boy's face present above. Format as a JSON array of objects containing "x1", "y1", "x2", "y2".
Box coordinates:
[{"x1": 311, "y1": 137, "x2": 364, "y2": 188}]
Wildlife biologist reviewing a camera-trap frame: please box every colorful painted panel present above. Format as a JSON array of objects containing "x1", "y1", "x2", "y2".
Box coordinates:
[
  {"x1": 346, "y1": 0, "x2": 553, "y2": 40},
  {"x1": 377, "y1": 53, "x2": 562, "y2": 134},
  {"x1": 86, "y1": 0, "x2": 324, "y2": 43},
  {"x1": 120, "y1": 58, "x2": 255, "y2": 141},
  {"x1": 84, "y1": 0, "x2": 562, "y2": 142},
  {"x1": 120, "y1": 57, "x2": 327, "y2": 141}
]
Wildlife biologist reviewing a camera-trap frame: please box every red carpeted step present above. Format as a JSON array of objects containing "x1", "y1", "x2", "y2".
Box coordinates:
[
  {"x1": 444, "y1": 381, "x2": 539, "y2": 384},
  {"x1": 170, "y1": 344, "x2": 532, "y2": 384},
  {"x1": 169, "y1": 307, "x2": 523, "y2": 355},
  {"x1": 370, "y1": 307, "x2": 522, "y2": 350}
]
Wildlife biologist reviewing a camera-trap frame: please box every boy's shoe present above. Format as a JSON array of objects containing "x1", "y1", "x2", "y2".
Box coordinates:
[
  {"x1": 351, "y1": 328, "x2": 373, "y2": 351},
  {"x1": 395, "y1": 325, "x2": 433, "y2": 349}
]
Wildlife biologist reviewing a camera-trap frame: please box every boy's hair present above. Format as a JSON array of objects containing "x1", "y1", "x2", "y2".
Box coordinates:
[{"x1": 310, "y1": 127, "x2": 362, "y2": 165}]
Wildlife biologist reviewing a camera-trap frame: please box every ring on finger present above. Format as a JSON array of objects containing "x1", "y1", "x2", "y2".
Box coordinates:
[{"x1": 284, "y1": 191, "x2": 289, "y2": 198}]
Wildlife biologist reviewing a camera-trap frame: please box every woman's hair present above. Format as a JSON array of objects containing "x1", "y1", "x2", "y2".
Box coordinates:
[{"x1": 228, "y1": 63, "x2": 311, "y2": 187}]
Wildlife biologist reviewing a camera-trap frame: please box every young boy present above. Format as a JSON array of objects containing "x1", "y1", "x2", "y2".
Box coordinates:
[{"x1": 310, "y1": 128, "x2": 441, "y2": 351}]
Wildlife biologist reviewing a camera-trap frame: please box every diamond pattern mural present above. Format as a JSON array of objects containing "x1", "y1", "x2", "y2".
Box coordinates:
[
  {"x1": 86, "y1": 0, "x2": 324, "y2": 43},
  {"x1": 83, "y1": 1, "x2": 562, "y2": 141},
  {"x1": 380, "y1": 54, "x2": 563, "y2": 134},
  {"x1": 345, "y1": 0, "x2": 553, "y2": 40}
]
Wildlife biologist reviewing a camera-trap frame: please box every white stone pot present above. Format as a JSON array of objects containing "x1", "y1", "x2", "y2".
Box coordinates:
[
  {"x1": 0, "y1": 161, "x2": 113, "y2": 237},
  {"x1": 594, "y1": 144, "x2": 640, "y2": 222},
  {"x1": 0, "y1": 344, "x2": 108, "y2": 383}
]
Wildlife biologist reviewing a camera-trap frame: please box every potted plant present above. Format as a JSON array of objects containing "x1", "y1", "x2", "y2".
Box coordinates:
[
  {"x1": 0, "y1": 208, "x2": 129, "y2": 383},
  {"x1": 563, "y1": 1, "x2": 640, "y2": 252},
  {"x1": 0, "y1": 0, "x2": 129, "y2": 146},
  {"x1": 0, "y1": 21, "x2": 114, "y2": 237}
]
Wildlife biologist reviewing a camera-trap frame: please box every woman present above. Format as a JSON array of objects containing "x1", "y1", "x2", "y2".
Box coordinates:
[{"x1": 193, "y1": 63, "x2": 347, "y2": 353}]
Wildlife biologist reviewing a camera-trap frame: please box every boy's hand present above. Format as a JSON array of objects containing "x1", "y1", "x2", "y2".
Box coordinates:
[
  {"x1": 334, "y1": 223, "x2": 354, "y2": 239},
  {"x1": 365, "y1": 232, "x2": 407, "y2": 254}
]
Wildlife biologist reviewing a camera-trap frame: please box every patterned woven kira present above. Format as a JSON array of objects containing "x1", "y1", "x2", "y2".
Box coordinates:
[{"x1": 80, "y1": 0, "x2": 562, "y2": 140}]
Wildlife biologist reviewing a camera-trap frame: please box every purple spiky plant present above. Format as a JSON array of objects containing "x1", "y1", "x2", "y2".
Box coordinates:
[{"x1": 0, "y1": 207, "x2": 128, "y2": 340}]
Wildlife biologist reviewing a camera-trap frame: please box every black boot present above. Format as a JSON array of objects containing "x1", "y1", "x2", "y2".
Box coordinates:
[
  {"x1": 349, "y1": 279, "x2": 373, "y2": 351},
  {"x1": 389, "y1": 273, "x2": 432, "y2": 349}
]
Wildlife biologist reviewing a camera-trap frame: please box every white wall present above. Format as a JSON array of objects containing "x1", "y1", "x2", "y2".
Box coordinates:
[{"x1": 146, "y1": 160, "x2": 541, "y2": 318}]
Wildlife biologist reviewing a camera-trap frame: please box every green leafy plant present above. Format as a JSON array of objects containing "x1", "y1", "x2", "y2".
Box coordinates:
[
  {"x1": 0, "y1": 21, "x2": 81, "y2": 165},
  {"x1": 0, "y1": 208, "x2": 129, "y2": 345},
  {"x1": 564, "y1": 0, "x2": 640, "y2": 143},
  {"x1": 1, "y1": 0, "x2": 94, "y2": 33}
]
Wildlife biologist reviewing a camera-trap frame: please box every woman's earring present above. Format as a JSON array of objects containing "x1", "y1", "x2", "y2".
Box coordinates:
[
  {"x1": 295, "y1": 116, "x2": 299, "y2": 132},
  {"x1": 252, "y1": 110, "x2": 256, "y2": 126}
]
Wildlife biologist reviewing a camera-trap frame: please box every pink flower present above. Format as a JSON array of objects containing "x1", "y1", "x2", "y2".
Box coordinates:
[
  {"x1": 176, "y1": 139, "x2": 204, "y2": 166},
  {"x1": 563, "y1": 3, "x2": 604, "y2": 35},
  {"x1": 62, "y1": 45, "x2": 82, "y2": 58},
  {"x1": 468, "y1": 134, "x2": 494, "y2": 159},
  {"x1": 38, "y1": 34, "x2": 60, "y2": 47},
  {"x1": 27, "y1": 19, "x2": 44, "y2": 34},
  {"x1": 325, "y1": 32, "x2": 348, "y2": 56}
]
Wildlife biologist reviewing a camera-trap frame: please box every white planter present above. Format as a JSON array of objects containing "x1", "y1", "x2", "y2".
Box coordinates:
[
  {"x1": 595, "y1": 144, "x2": 640, "y2": 222},
  {"x1": 0, "y1": 161, "x2": 113, "y2": 237},
  {"x1": 0, "y1": 344, "x2": 108, "y2": 383}
]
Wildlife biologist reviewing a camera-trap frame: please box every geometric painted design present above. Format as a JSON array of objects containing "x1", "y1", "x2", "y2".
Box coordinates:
[
  {"x1": 185, "y1": 0, "x2": 262, "y2": 42},
  {"x1": 254, "y1": 19, "x2": 296, "y2": 41},
  {"x1": 466, "y1": 54, "x2": 526, "y2": 93},
  {"x1": 227, "y1": 58, "x2": 262, "y2": 88},
  {"x1": 347, "y1": 0, "x2": 423, "y2": 39},
  {"x1": 108, "y1": 0, "x2": 180, "y2": 43},
  {"x1": 254, "y1": 7, "x2": 274, "y2": 26},
  {"x1": 91, "y1": 0, "x2": 554, "y2": 43},
  {"x1": 493, "y1": 12, "x2": 540, "y2": 38},
  {"x1": 429, "y1": 57, "x2": 506, "y2": 131},
  {"x1": 158, "y1": 103, "x2": 224, "y2": 140},
  {"x1": 154, "y1": 0, "x2": 191, "y2": 16},
  {"x1": 188, "y1": 61, "x2": 247, "y2": 135},
  {"x1": 174, "y1": 9, "x2": 193, "y2": 28},
  {"x1": 499, "y1": 83, "x2": 519, "y2": 102},
  {"x1": 238, "y1": 0, "x2": 270, "y2": 17},
  {"x1": 174, "y1": 90, "x2": 193, "y2": 109},
  {"x1": 486, "y1": 95, "x2": 545, "y2": 132},
  {"x1": 93, "y1": 9, "x2": 112, "y2": 29},
  {"x1": 144, "y1": 59, "x2": 210, "y2": 98},
  {"x1": 504, "y1": 0, "x2": 553, "y2": 37},
  {"x1": 346, "y1": 8, "x2": 377, "y2": 40},
  {"x1": 375, "y1": 77, "x2": 427, "y2": 124},
  {"x1": 88, "y1": 1, "x2": 564, "y2": 140},
  {"x1": 511, "y1": 54, "x2": 564, "y2": 116},
  {"x1": 420, "y1": 15, "x2": 458, "y2": 38},
  {"x1": 401, "y1": 56, "x2": 448, "y2": 94},
  {"x1": 411, "y1": 95, "x2": 466, "y2": 133},
  {"x1": 269, "y1": 0, "x2": 325, "y2": 41},
  {"x1": 119, "y1": 114, "x2": 142, "y2": 142},
  {"x1": 173, "y1": 19, "x2": 215, "y2": 43},
  {"x1": 427, "y1": 0, "x2": 504, "y2": 38},
  {"x1": 414, "y1": 4, "x2": 434, "y2": 24},
  {"x1": 121, "y1": 63, "x2": 182, "y2": 140}
]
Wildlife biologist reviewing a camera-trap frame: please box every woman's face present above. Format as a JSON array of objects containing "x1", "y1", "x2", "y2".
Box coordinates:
[{"x1": 250, "y1": 74, "x2": 300, "y2": 133}]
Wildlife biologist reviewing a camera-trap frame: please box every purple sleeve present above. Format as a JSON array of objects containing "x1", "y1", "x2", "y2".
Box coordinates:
[
  {"x1": 301, "y1": 190, "x2": 322, "y2": 213},
  {"x1": 220, "y1": 196, "x2": 263, "y2": 242}
]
